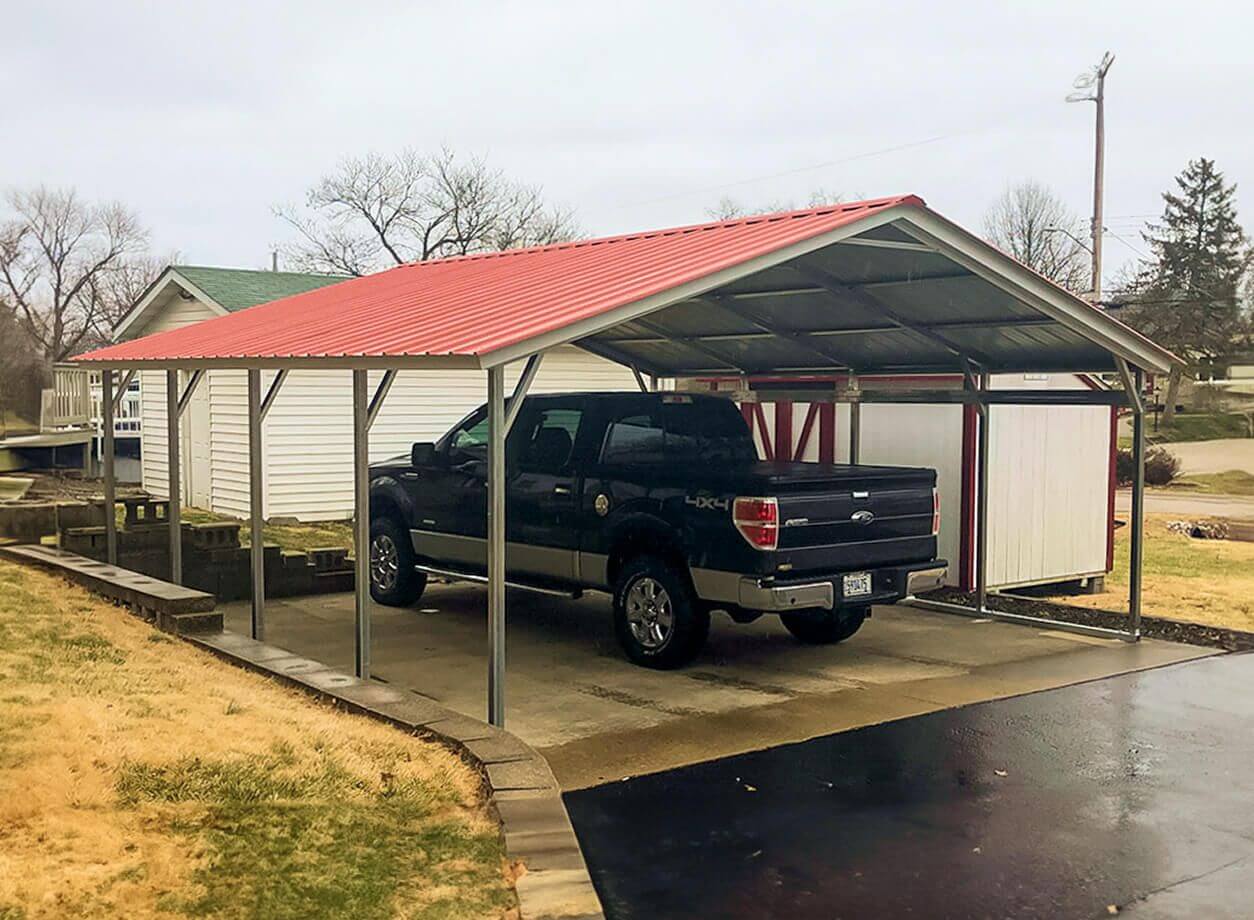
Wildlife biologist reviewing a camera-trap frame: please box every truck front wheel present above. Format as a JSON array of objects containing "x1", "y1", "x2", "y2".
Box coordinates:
[
  {"x1": 781, "y1": 606, "x2": 868, "y2": 644},
  {"x1": 369, "y1": 516, "x2": 427, "y2": 606},
  {"x1": 613, "y1": 556, "x2": 709, "y2": 669}
]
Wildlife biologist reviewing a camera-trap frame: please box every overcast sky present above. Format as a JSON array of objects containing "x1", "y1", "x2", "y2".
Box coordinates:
[{"x1": 4, "y1": 1, "x2": 1249, "y2": 287}]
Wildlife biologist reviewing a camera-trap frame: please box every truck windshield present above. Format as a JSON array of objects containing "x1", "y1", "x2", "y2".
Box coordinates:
[{"x1": 663, "y1": 402, "x2": 758, "y2": 464}]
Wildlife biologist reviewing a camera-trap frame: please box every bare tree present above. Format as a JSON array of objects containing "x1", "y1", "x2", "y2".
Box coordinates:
[
  {"x1": 705, "y1": 188, "x2": 844, "y2": 221},
  {"x1": 983, "y1": 181, "x2": 1090, "y2": 293},
  {"x1": 275, "y1": 148, "x2": 580, "y2": 275},
  {"x1": 0, "y1": 187, "x2": 150, "y2": 368},
  {"x1": 81, "y1": 251, "x2": 172, "y2": 348}
]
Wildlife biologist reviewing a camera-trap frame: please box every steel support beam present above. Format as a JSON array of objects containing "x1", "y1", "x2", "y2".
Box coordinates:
[
  {"x1": 631, "y1": 365, "x2": 650, "y2": 393},
  {"x1": 366, "y1": 369, "x2": 396, "y2": 431},
  {"x1": 102, "y1": 369, "x2": 117, "y2": 565},
  {"x1": 707, "y1": 295, "x2": 860, "y2": 370},
  {"x1": 247, "y1": 369, "x2": 265, "y2": 640},
  {"x1": 712, "y1": 387, "x2": 1128, "y2": 407},
  {"x1": 260, "y1": 369, "x2": 288, "y2": 420},
  {"x1": 1128, "y1": 367, "x2": 1146, "y2": 641},
  {"x1": 111, "y1": 368, "x2": 137, "y2": 414},
  {"x1": 504, "y1": 353, "x2": 543, "y2": 434},
  {"x1": 792, "y1": 262, "x2": 991, "y2": 369},
  {"x1": 634, "y1": 316, "x2": 748, "y2": 373},
  {"x1": 974, "y1": 372, "x2": 991, "y2": 613},
  {"x1": 166, "y1": 370, "x2": 183, "y2": 584},
  {"x1": 907, "y1": 597, "x2": 1134, "y2": 641},
  {"x1": 573, "y1": 336, "x2": 667, "y2": 379},
  {"x1": 352, "y1": 369, "x2": 371, "y2": 678},
  {"x1": 848, "y1": 375, "x2": 861, "y2": 463},
  {"x1": 486, "y1": 365, "x2": 507, "y2": 727},
  {"x1": 175, "y1": 369, "x2": 205, "y2": 417}
]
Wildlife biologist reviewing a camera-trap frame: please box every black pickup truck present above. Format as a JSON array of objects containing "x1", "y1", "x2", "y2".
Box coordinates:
[{"x1": 368, "y1": 392, "x2": 946, "y2": 668}]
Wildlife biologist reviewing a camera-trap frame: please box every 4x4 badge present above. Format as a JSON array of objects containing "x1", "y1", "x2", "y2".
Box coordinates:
[{"x1": 594, "y1": 494, "x2": 611, "y2": 516}]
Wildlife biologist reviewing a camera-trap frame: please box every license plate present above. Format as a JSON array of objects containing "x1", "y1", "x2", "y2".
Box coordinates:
[{"x1": 842, "y1": 572, "x2": 872, "y2": 598}]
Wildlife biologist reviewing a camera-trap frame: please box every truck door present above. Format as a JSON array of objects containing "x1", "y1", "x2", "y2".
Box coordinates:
[
  {"x1": 409, "y1": 409, "x2": 490, "y2": 569},
  {"x1": 507, "y1": 400, "x2": 586, "y2": 582}
]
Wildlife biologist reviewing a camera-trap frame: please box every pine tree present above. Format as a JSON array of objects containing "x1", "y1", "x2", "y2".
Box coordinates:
[{"x1": 1118, "y1": 158, "x2": 1251, "y2": 424}]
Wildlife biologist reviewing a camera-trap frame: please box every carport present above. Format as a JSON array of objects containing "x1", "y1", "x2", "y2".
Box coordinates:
[{"x1": 77, "y1": 194, "x2": 1179, "y2": 729}]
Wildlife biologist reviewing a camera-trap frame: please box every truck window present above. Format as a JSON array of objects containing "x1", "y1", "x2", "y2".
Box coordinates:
[
  {"x1": 601, "y1": 413, "x2": 664, "y2": 465},
  {"x1": 449, "y1": 413, "x2": 490, "y2": 460},
  {"x1": 517, "y1": 407, "x2": 583, "y2": 472},
  {"x1": 663, "y1": 402, "x2": 757, "y2": 463}
]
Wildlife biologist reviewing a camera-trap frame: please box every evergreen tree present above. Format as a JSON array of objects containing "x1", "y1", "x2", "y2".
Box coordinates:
[{"x1": 1118, "y1": 158, "x2": 1250, "y2": 424}]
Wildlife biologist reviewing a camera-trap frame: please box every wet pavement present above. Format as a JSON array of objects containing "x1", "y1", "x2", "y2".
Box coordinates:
[{"x1": 566, "y1": 653, "x2": 1254, "y2": 919}]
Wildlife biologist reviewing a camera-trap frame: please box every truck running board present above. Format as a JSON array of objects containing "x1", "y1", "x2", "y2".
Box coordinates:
[{"x1": 414, "y1": 563, "x2": 583, "y2": 599}]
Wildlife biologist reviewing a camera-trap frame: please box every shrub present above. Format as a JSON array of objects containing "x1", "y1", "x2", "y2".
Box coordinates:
[{"x1": 1116, "y1": 446, "x2": 1181, "y2": 486}]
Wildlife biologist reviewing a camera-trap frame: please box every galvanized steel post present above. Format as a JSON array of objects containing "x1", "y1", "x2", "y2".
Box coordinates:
[
  {"x1": 975, "y1": 372, "x2": 991, "y2": 613},
  {"x1": 166, "y1": 370, "x2": 182, "y2": 584},
  {"x1": 487, "y1": 365, "x2": 507, "y2": 727},
  {"x1": 102, "y1": 369, "x2": 117, "y2": 565},
  {"x1": 848, "y1": 374, "x2": 861, "y2": 464},
  {"x1": 1128, "y1": 367, "x2": 1146, "y2": 640},
  {"x1": 247, "y1": 369, "x2": 265, "y2": 640},
  {"x1": 352, "y1": 369, "x2": 371, "y2": 680}
]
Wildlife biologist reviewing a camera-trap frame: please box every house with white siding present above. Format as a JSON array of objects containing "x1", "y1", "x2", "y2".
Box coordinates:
[{"x1": 114, "y1": 266, "x2": 641, "y2": 522}]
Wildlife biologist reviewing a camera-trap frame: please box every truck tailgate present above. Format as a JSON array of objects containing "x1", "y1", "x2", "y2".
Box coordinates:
[{"x1": 767, "y1": 464, "x2": 937, "y2": 574}]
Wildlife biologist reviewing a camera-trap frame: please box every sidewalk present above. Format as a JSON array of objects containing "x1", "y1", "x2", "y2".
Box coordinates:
[{"x1": 1115, "y1": 489, "x2": 1254, "y2": 519}]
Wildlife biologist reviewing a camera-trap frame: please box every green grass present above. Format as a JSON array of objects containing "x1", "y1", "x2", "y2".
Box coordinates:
[
  {"x1": 118, "y1": 754, "x2": 506, "y2": 920},
  {"x1": 0, "y1": 560, "x2": 512, "y2": 918},
  {"x1": 1044, "y1": 513, "x2": 1254, "y2": 630},
  {"x1": 1165, "y1": 470, "x2": 1254, "y2": 496}
]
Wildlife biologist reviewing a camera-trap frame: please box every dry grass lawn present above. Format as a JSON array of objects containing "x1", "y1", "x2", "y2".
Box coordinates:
[
  {"x1": 1042, "y1": 512, "x2": 1254, "y2": 631},
  {"x1": 0, "y1": 561, "x2": 515, "y2": 920}
]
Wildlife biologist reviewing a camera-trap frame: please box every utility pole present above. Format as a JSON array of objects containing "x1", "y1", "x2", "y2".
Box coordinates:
[{"x1": 1068, "y1": 52, "x2": 1115, "y2": 302}]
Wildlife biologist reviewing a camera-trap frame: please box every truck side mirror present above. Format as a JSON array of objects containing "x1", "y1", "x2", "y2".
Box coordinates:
[{"x1": 411, "y1": 442, "x2": 437, "y2": 468}]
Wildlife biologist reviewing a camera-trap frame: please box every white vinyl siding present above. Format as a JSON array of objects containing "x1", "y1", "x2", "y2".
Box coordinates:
[
  {"x1": 260, "y1": 347, "x2": 640, "y2": 521},
  {"x1": 139, "y1": 370, "x2": 170, "y2": 498},
  {"x1": 137, "y1": 298, "x2": 217, "y2": 499},
  {"x1": 208, "y1": 370, "x2": 250, "y2": 517}
]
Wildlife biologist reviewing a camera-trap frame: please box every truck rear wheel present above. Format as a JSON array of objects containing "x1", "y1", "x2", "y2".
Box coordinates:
[
  {"x1": 781, "y1": 606, "x2": 868, "y2": 644},
  {"x1": 369, "y1": 516, "x2": 427, "y2": 606},
  {"x1": 613, "y1": 556, "x2": 709, "y2": 669}
]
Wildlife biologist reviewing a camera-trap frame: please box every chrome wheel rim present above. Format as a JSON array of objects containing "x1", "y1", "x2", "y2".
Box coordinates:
[
  {"x1": 625, "y1": 577, "x2": 674, "y2": 650},
  {"x1": 370, "y1": 533, "x2": 399, "y2": 591}
]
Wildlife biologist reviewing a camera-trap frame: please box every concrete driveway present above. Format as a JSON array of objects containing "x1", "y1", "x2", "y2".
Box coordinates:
[
  {"x1": 1163, "y1": 438, "x2": 1254, "y2": 475},
  {"x1": 221, "y1": 585, "x2": 1210, "y2": 789}
]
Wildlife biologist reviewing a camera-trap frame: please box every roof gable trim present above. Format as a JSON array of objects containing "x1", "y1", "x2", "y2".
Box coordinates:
[{"x1": 112, "y1": 267, "x2": 229, "y2": 341}]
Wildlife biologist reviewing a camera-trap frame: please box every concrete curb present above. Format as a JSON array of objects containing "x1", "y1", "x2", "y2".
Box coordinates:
[{"x1": 187, "y1": 629, "x2": 604, "y2": 920}]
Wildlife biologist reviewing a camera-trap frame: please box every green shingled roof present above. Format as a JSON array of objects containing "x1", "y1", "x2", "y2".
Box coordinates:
[{"x1": 175, "y1": 265, "x2": 347, "y2": 313}]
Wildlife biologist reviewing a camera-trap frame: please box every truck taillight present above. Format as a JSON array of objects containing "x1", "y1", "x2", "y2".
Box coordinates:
[
  {"x1": 932, "y1": 487, "x2": 940, "y2": 535},
  {"x1": 733, "y1": 496, "x2": 778, "y2": 551}
]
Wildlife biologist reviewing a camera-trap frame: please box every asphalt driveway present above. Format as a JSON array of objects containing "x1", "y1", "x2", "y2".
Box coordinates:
[{"x1": 565, "y1": 652, "x2": 1254, "y2": 919}]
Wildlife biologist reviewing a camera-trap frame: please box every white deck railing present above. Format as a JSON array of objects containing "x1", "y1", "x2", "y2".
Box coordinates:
[{"x1": 39, "y1": 365, "x2": 92, "y2": 431}]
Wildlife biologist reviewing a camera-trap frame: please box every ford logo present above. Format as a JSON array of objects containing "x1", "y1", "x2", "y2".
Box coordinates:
[{"x1": 850, "y1": 510, "x2": 875, "y2": 525}]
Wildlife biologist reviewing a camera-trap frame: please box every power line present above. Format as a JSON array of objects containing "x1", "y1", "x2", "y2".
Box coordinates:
[{"x1": 612, "y1": 100, "x2": 1062, "y2": 213}]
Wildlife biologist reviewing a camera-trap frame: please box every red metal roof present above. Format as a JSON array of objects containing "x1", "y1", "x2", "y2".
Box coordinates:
[{"x1": 79, "y1": 196, "x2": 922, "y2": 366}]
